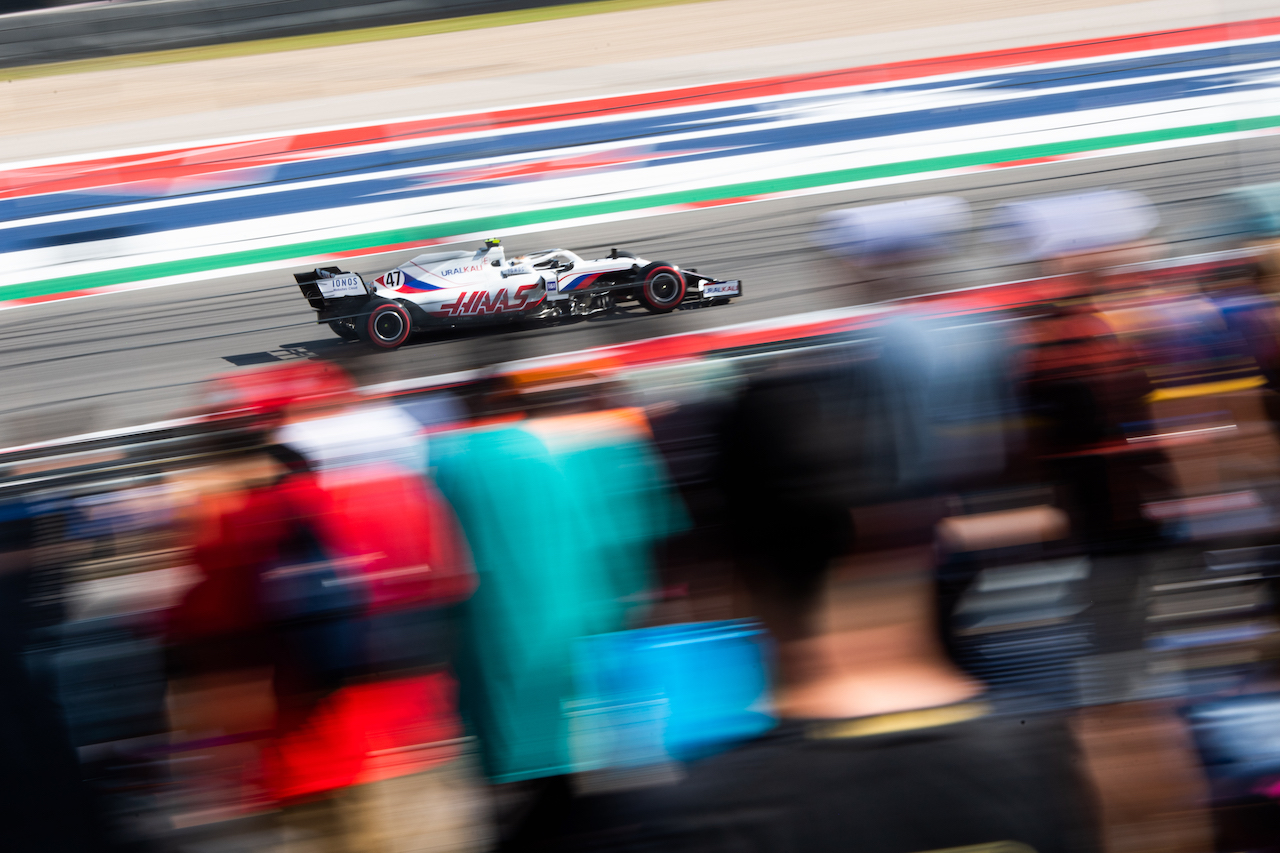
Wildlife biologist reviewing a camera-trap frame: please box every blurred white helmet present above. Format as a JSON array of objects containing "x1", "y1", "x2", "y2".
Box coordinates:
[
  {"x1": 814, "y1": 196, "x2": 972, "y2": 265},
  {"x1": 987, "y1": 189, "x2": 1158, "y2": 263}
]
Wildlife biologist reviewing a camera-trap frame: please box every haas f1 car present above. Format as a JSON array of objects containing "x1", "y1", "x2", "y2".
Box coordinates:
[{"x1": 294, "y1": 239, "x2": 742, "y2": 350}]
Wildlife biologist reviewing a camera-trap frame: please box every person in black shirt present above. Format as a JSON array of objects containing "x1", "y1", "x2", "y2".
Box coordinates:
[{"x1": 551, "y1": 325, "x2": 1103, "y2": 853}]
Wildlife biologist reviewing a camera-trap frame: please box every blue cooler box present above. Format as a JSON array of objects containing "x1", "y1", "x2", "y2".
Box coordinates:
[{"x1": 568, "y1": 619, "x2": 775, "y2": 770}]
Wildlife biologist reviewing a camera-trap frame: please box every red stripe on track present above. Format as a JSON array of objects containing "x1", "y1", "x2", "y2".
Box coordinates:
[
  {"x1": 684, "y1": 196, "x2": 759, "y2": 209},
  {"x1": 11, "y1": 289, "x2": 99, "y2": 305},
  {"x1": 3, "y1": 16, "x2": 1278, "y2": 201},
  {"x1": 983, "y1": 155, "x2": 1070, "y2": 169}
]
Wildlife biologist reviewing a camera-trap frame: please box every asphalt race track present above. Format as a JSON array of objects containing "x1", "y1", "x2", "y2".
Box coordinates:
[{"x1": 2, "y1": 134, "x2": 1277, "y2": 445}]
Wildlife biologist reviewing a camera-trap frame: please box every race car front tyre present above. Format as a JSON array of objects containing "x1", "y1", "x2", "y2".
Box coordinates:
[
  {"x1": 357, "y1": 301, "x2": 412, "y2": 350},
  {"x1": 639, "y1": 264, "x2": 686, "y2": 313},
  {"x1": 328, "y1": 319, "x2": 359, "y2": 341}
]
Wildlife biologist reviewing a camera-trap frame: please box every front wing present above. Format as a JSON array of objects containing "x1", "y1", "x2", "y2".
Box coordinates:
[{"x1": 684, "y1": 271, "x2": 742, "y2": 302}]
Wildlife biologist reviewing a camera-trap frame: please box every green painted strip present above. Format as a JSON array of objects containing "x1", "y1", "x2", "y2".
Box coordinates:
[{"x1": 7, "y1": 114, "x2": 1278, "y2": 303}]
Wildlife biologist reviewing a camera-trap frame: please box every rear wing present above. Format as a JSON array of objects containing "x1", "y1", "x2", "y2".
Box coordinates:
[{"x1": 294, "y1": 267, "x2": 370, "y2": 309}]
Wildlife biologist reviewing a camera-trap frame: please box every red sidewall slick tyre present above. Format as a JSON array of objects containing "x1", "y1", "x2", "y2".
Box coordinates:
[
  {"x1": 640, "y1": 264, "x2": 686, "y2": 314},
  {"x1": 359, "y1": 301, "x2": 412, "y2": 350}
]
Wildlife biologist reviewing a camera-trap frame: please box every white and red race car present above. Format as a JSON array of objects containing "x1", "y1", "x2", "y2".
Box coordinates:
[{"x1": 294, "y1": 239, "x2": 743, "y2": 350}]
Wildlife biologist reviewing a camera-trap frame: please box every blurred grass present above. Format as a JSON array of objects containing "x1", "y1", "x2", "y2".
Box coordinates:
[{"x1": 1, "y1": 0, "x2": 713, "y2": 82}]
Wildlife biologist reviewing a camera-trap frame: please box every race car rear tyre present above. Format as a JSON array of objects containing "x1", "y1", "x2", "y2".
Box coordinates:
[
  {"x1": 328, "y1": 319, "x2": 359, "y2": 341},
  {"x1": 357, "y1": 301, "x2": 412, "y2": 350},
  {"x1": 639, "y1": 264, "x2": 686, "y2": 314}
]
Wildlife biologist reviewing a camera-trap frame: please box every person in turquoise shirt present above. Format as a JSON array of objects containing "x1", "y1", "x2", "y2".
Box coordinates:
[{"x1": 427, "y1": 410, "x2": 685, "y2": 794}]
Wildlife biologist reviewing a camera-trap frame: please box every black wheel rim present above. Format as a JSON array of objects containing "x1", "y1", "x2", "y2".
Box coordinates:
[
  {"x1": 374, "y1": 309, "x2": 405, "y2": 341},
  {"x1": 650, "y1": 273, "x2": 679, "y2": 303}
]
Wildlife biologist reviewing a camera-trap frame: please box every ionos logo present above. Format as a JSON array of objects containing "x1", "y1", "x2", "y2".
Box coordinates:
[{"x1": 433, "y1": 284, "x2": 541, "y2": 317}]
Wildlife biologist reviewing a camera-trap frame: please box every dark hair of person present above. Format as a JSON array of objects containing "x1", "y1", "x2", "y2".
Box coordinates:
[{"x1": 717, "y1": 366, "x2": 860, "y2": 612}]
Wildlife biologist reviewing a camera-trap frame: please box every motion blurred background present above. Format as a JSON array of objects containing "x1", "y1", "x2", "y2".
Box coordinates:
[{"x1": 4, "y1": 0, "x2": 1280, "y2": 851}]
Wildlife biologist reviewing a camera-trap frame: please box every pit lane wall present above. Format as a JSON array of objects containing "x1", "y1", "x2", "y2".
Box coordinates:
[{"x1": 0, "y1": 0, "x2": 602, "y2": 69}]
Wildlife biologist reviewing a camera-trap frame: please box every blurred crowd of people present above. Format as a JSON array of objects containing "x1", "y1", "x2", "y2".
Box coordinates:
[{"x1": 7, "y1": 234, "x2": 1280, "y2": 853}]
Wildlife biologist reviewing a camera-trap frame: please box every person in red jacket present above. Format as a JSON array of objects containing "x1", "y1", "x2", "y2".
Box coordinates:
[{"x1": 164, "y1": 361, "x2": 477, "y2": 846}]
